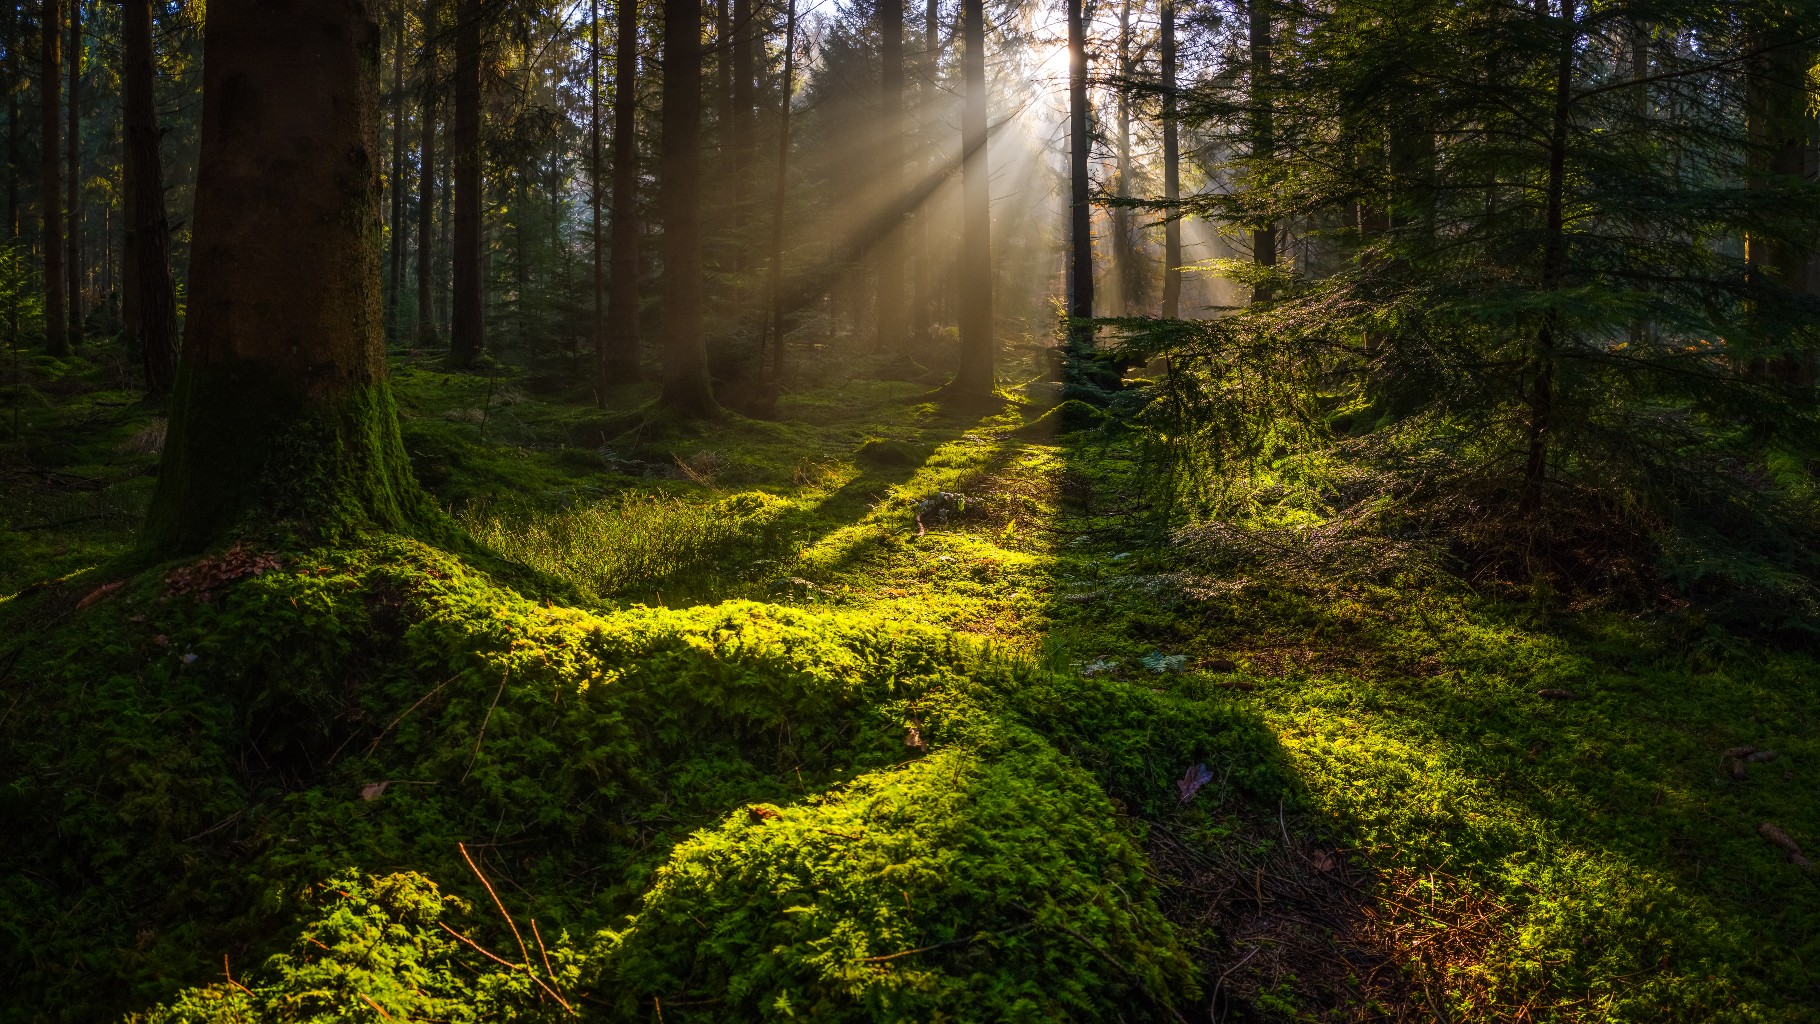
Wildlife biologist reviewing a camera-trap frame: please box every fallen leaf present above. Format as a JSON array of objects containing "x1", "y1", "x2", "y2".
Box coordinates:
[
  {"x1": 1723, "y1": 745, "x2": 1757, "y2": 759},
  {"x1": 1536, "y1": 688, "x2": 1577, "y2": 700},
  {"x1": 360, "y1": 781, "x2": 390, "y2": 801},
  {"x1": 747, "y1": 805, "x2": 780, "y2": 822},
  {"x1": 1747, "y1": 749, "x2": 1778, "y2": 763},
  {"x1": 1176, "y1": 763, "x2": 1215, "y2": 805},
  {"x1": 1732, "y1": 759, "x2": 1747, "y2": 780},
  {"x1": 904, "y1": 722, "x2": 926, "y2": 751},
  {"x1": 1310, "y1": 849, "x2": 1337, "y2": 872}
]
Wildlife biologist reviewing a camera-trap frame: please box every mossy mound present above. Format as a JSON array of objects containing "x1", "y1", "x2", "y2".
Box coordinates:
[
  {"x1": 1012, "y1": 399, "x2": 1108, "y2": 439},
  {"x1": 1, "y1": 537, "x2": 1243, "y2": 1022}
]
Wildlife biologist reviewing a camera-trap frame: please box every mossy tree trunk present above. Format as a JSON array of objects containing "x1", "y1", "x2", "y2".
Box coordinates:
[
  {"x1": 123, "y1": 0, "x2": 178, "y2": 395},
  {"x1": 143, "y1": 0, "x2": 434, "y2": 555}
]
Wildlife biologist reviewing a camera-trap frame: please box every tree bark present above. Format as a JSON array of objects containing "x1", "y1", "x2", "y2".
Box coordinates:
[
  {"x1": 1066, "y1": 0, "x2": 1091, "y2": 349},
  {"x1": 876, "y1": 0, "x2": 906, "y2": 353},
  {"x1": 6, "y1": 1, "x2": 17, "y2": 243},
  {"x1": 1248, "y1": 0, "x2": 1275, "y2": 301},
  {"x1": 589, "y1": 0, "x2": 605, "y2": 401},
  {"x1": 123, "y1": 0, "x2": 177, "y2": 395},
  {"x1": 766, "y1": 0, "x2": 797, "y2": 383},
  {"x1": 65, "y1": 0, "x2": 79, "y2": 349},
  {"x1": 660, "y1": 0, "x2": 714, "y2": 412},
  {"x1": 950, "y1": 0, "x2": 992, "y2": 395},
  {"x1": 1521, "y1": 6, "x2": 1577, "y2": 516},
  {"x1": 1745, "y1": 10, "x2": 1816, "y2": 389},
  {"x1": 448, "y1": 0, "x2": 482, "y2": 366},
  {"x1": 41, "y1": 0, "x2": 64, "y2": 357},
  {"x1": 387, "y1": 0, "x2": 405, "y2": 341},
  {"x1": 144, "y1": 0, "x2": 433, "y2": 554},
  {"x1": 1111, "y1": 0, "x2": 1136, "y2": 314},
  {"x1": 416, "y1": 0, "x2": 438, "y2": 346},
  {"x1": 603, "y1": 0, "x2": 641, "y2": 382},
  {"x1": 1159, "y1": 0, "x2": 1179, "y2": 318}
]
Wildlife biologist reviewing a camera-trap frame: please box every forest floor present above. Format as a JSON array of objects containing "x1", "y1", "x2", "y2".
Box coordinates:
[{"x1": 3, "y1": 339, "x2": 1817, "y2": 1022}]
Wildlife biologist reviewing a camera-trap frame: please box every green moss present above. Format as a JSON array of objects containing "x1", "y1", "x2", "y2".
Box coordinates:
[{"x1": 143, "y1": 360, "x2": 443, "y2": 555}]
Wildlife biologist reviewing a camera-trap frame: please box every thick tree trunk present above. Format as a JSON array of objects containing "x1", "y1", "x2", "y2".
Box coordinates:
[
  {"x1": 910, "y1": 0, "x2": 937, "y2": 343},
  {"x1": 1066, "y1": 0, "x2": 1091, "y2": 349},
  {"x1": 660, "y1": 0, "x2": 714, "y2": 412},
  {"x1": 731, "y1": 0, "x2": 753, "y2": 184},
  {"x1": 416, "y1": 0, "x2": 438, "y2": 346},
  {"x1": 766, "y1": 0, "x2": 797, "y2": 383},
  {"x1": 603, "y1": 0, "x2": 641, "y2": 382},
  {"x1": 449, "y1": 0, "x2": 482, "y2": 366},
  {"x1": 144, "y1": 0, "x2": 432, "y2": 554},
  {"x1": 6, "y1": 2, "x2": 17, "y2": 242},
  {"x1": 1745, "y1": 13, "x2": 1817, "y2": 389},
  {"x1": 1159, "y1": 0, "x2": 1179, "y2": 318},
  {"x1": 41, "y1": 0, "x2": 64, "y2": 357},
  {"x1": 950, "y1": 0, "x2": 992, "y2": 395},
  {"x1": 65, "y1": 0, "x2": 79, "y2": 349},
  {"x1": 387, "y1": 0, "x2": 405, "y2": 341},
  {"x1": 1248, "y1": 0, "x2": 1275, "y2": 301},
  {"x1": 875, "y1": 0, "x2": 906, "y2": 353},
  {"x1": 123, "y1": 0, "x2": 177, "y2": 395}
]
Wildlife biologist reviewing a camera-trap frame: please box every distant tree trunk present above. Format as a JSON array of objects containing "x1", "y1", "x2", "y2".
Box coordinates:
[
  {"x1": 1066, "y1": 0, "x2": 1091, "y2": 351},
  {"x1": 144, "y1": 0, "x2": 433, "y2": 554},
  {"x1": 766, "y1": 0, "x2": 797, "y2": 382},
  {"x1": 603, "y1": 0, "x2": 641, "y2": 382},
  {"x1": 1159, "y1": 0, "x2": 1179, "y2": 318},
  {"x1": 589, "y1": 0, "x2": 605, "y2": 401},
  {"x1": 731, "y1": 0, "x2": 753, "y2": 187},
  {"x1": 875, "y1": 0, "x2": 906, "y2": 354},
  {"x1": 1248, "y1": 0, "x2": 1275, "y2": 301},
  {"x1": 416, "y1": 0, "x2": 438, "y2": 346},
  {"x1": 6, "y1": 2, "x2": 17, "y2": 242},
  {"x1": 387, "y1": 0, "x2": 405, "y2": 342},
  {"x1": 41, "y1": 0, "x2": 65, "y2": 357},
  {"x1": 1521, "y1": 6, "x2": 1577, "y2": 516},
  {"x1": 909, "y1": 0, "x2": 937, "y2": 343},
  {"x1": 449, "y1": 0, "x2": 482, "y2": 366},
  {"x1": 65, "y1": 0, "x2": 79, "y2": 349},
  {"x1": 1111, "y1": 0, "x2": 1133, "y2": 315},
  {"x1": 660, "y1": 0, "x2": 714, "y2": 412},
  {"x1": 123, "y1": 0, "x2": 176, "y2": 395},
  {"x1": 949, "y1": 0, "x2": 992, "y2": 396},
  {"x1": 1745, "y1": 11, "x2": 1817, "y2": 389}
]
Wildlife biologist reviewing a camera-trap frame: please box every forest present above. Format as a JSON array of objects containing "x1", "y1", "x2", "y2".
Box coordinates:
[{"x1": 1, "y1": 0, "x2": 1817, "y2": 1020}]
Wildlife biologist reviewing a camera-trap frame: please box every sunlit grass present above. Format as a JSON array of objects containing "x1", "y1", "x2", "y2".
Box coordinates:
[{"x1": 458, "y1": 490, "x2": 801, "y2": 603}]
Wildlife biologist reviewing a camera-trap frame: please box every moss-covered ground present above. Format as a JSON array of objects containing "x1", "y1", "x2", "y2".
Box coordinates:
[{"x1": 2, "y1": 340, "x2": 1816, "y2": 1022}]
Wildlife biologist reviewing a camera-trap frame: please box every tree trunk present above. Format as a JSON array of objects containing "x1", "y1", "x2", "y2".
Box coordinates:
[
  {"x1": 950, "y1": 0, "x2": 992, "y2": 395},
  {"x1": 41, "y1": 0, "x2": 64, "y2": 357},
  {"x1": 449, "y1": 0, "x2": 482, "y2": 366},
  {"x1": 603, "y1": 0, "x2": 641, "y2": 382},
  {"x1": 589, "y1": 0, "x2": 605, "y2": 401},
  {"x1": 1111, "y1": 0, "x2": 1133, "y2": 315},
  {"x1": 416, "y1": 0, "x2": 438, "y2": 346},
  {"x1": 6, "y1": 1, "x2": 17, "y2": 243},
  {"x1": 1248, "y1": 0, "x2": 1275, "y2": 301},
  {"x1": 1159, "y1": 0, "x2": 1179, "y2": 318},
  {"x1": 1522, "y1": 7, "x2": 1577, "y2": 516},
  {"x1": 387, "y1": 0, "x2": 405, "y2": 342},
  {"x1": 661, "y1": 0, "x2": 714, "y2": 412},
  {"x1": 766, "y1": 0, "x2": 797, "y2": 383},
  {"x1": 910, "y1": 0, "x2": 937, "y2": 343},
  {"x1": 144, "y1": 0, "x2": 433, "y2": 554},
  {"x1": 1066, "y1": 0, "x2": 1091, "y2": 350},
  {"x1": 123, "y1": 0, "x2": 177, "y2": 396},
  {"x1": 65, "y1": 0, "x2": 79, "y2": 349},
  {"x1": 875, "y1": 0, "x2": 906, "y2": 353},
  {"x1": 1745, "y1": 11, "x2": 1817, "y2": 389}
]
